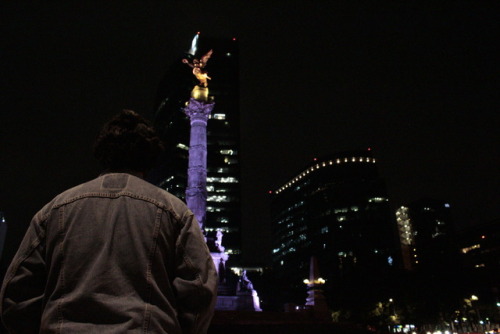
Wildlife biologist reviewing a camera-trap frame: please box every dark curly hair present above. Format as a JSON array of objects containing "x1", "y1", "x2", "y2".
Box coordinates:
[{"x1": 93, "y1": 110, "x2": 164, "y2": 173}]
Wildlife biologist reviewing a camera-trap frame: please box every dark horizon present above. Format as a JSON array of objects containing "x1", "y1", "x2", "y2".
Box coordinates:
[{"x1": 1, "y1": 3, "x2": 498, "y2": 269}]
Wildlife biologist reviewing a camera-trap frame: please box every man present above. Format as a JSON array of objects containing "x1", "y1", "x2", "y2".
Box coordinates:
[{"x1": 1, "y1": 110, "x2": 217, "y2": 333}]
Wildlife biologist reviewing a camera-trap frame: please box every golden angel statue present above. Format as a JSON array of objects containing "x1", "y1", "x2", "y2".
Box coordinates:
[{"x1": 182, "y1": 49, "x2": 213, "y2": 88}]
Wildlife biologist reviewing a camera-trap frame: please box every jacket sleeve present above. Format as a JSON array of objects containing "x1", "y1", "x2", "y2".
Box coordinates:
[
  {"x1": 173, "y1": 210, "x2": 217, "y2": 334},
  {"x1": 0, "y1": 210, "x2": 46, "y2": 333}
]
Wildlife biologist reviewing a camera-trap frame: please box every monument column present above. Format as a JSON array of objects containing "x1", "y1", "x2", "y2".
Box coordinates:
[{"x1": 184, "y1": 98, "x2": 214, "y2": 231}]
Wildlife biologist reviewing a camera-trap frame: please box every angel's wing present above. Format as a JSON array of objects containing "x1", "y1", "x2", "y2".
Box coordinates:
[{"x1": 200, "y1": 49, "x2": 213, "y2": 67}]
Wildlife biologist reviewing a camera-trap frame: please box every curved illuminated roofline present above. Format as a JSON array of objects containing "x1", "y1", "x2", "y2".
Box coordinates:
[{"x1": 274, "y1": 155, "x2": 376, "y2": 194}]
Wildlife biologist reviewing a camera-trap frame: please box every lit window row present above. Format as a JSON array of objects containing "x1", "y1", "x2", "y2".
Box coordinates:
[
  {"x1": 205, "y1": 227, "x2": 232, "y2": 233},
  {"x1": 338, "y1": 251, "x2": 354, "y2": 258},
  {"x1": 274, "y1": 157, "x2": 376, "y2": 194},
  {"x1": 461, "y1": 244, "x2": 480, "y2": 254},
  {"x1": 206, "y1": 186, "x2": 230, "y2": 193},
  {"x1": 207, "y1": 195, "x2": 229, "y2": 202},
  {"x1": 212, "y1": 113, "x2": 226, "y2": 120},
  {"x1": 207, "y1": 177, "x2": 239, "y2": 183},
  {"x1": 207, "y1": 206, "x2": 224, "y2": 212},
  {"x1": 176, "y1": 143, "x2": 189, "y2": 151},
  {"x1": 284, "y1": 201, "x2": 305, "y2": 213},
  {"x1": 220, "y1": 149, "x2": 237, "y2": 155},
  {"x1": 368, "y1": 197, "x2": 388, "y2": 203}
]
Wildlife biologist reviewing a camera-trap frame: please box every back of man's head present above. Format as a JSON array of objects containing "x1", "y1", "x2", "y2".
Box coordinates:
[{"x1": 94, "y1": 110, "x2": 164, "y2": 174}]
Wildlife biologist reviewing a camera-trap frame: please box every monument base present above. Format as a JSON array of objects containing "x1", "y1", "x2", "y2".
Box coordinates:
[{"x1": 216, "y1": 293, "x2": 262, "y2": 311}]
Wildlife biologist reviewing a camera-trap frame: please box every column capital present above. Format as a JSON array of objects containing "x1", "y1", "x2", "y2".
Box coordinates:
[{"x1": 184, "y1": 98, "x2": 215, "y2": 121}]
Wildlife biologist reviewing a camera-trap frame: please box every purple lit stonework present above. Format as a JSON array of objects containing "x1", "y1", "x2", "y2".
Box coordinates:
[
  {"x1": 183, "y1": 95, "x2": 261, "y2": 312},
  {"x1": 182, "y1": 37, "x2": 261, "y2": 311},
  {"x1": 184, "y1": 97, "x2": 214, "y2": 231}
]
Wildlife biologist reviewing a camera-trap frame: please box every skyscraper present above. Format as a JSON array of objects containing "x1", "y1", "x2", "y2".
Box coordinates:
[
  {"x1": 396, "y1": 199, "x2": 457, "y2": 271},
  {"x1": 269, "y1": 150, "x2": 397, "y2": 309},
  {"x1": 150, "y1": 35, "x2": 242, "y2": 263}
]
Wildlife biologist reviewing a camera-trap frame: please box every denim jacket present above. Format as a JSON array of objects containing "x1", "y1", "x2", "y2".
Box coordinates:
[{"x1": 0, "y1": 173, "x2": 217, "y2": 333}]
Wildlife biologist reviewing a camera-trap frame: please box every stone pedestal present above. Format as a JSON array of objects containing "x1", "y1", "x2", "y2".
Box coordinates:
[{"x1": 216, "y1": 292, "x2": 262, "y2": 311}]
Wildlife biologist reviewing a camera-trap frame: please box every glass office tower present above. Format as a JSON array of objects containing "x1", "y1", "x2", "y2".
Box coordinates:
[{"x1": 270, "y1": 150, "x2": 397, "y2": 308}]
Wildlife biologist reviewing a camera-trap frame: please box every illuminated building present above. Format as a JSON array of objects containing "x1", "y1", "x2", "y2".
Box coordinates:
[
  {"x1": 397, "y1": 199, "x2": 457, "y2": 271},
  {"x1": 458, "y1": 219, "x2": 499, "y2": 310},
  {"x1": 395, "y1": 206, "x2": 417, "y2": 271},
  {"x1": 460, "y1": 220, "x2": 500, "y2": 269},
  {"x1": 269, "y1": 150, "x2": 397, "y2": 308},
  {"x1": 150, "y1": 34, "x2": 242, "y2": 263}
]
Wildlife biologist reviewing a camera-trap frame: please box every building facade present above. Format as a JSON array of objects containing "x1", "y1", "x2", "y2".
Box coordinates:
[
  {"x1": 150, "y1": 35, "x2": 242, "y2": 263},
  {"x1": 458, "y1": 219, "x2": 500, "y2": 323},
  {"x1": 269, "y1": 150, "x2": 397, "y2": 309},
  {"x1": 396, "y1": 199, "x2": 457, "y2": 272}
]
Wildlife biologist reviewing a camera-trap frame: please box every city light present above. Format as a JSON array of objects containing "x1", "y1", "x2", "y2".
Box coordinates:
[{"x1": 303, "y1": 278, "x2": 326, "y2": 285}]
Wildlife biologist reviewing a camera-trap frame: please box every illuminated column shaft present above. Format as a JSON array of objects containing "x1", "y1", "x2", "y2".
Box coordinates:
[{"x1": 184, "y1": 98, "x2": 214, "y2": 231}]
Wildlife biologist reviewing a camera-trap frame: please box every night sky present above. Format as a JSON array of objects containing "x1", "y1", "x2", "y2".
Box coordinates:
[{"x1": 1, "y1": 3, "x2": 498, "y2": 268}]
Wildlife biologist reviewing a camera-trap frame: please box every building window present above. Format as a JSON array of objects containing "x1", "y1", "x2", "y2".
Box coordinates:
[
  {"x1": 220, "y1": 149, "x2": 237, "y2": 155},
  {"x1": 176, "y1": 143, "x2": 189, "y2": 150},
  {"x1": 224, "y1": 157, "x2": 238, "y2": 165},
  {"x1": 213, "y1": 113, "x2": 226, "y2": 120}
]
